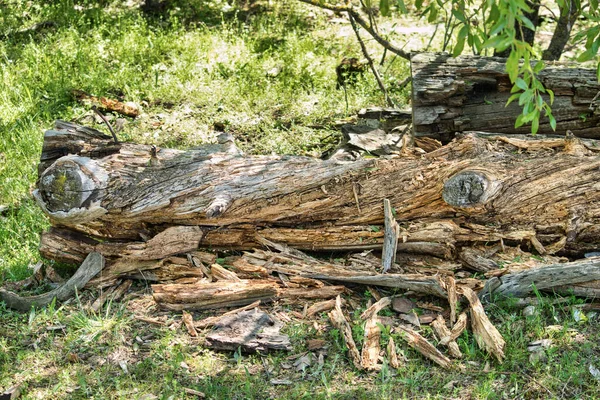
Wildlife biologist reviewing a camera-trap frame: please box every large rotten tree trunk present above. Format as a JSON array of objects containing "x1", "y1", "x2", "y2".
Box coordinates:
[
  {"x1": 36, "y1": 121, "x2": 600, "y2": 269},
  {"x1": 411, "y1": 53, "x2": 600, "y2": 142}
]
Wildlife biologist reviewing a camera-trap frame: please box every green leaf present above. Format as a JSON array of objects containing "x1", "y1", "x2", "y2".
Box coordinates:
[
  {"x1": 536, "y1": 93, "x2": 544, "y2": 108},
  {"x1": 415, "y1": 0, "x2": 424, "y2": 10},
  {"x1": 548, "y1": 89, "x2": 555, "y2": 105},
  {"x1": 453, "y1": 26, "x2": 469, "y2": 57},
  {"x1": 489, "y1": 19, "x2": 507, "y2": 36},
  {"x1": 515, "y1": 77, "x2": 528, "y2": 90},
  {"x1": 578, "y1": 48, "x2": 595, "y2": 62},
  {"x1": 549, "y1": 113, "x2": 557, "y2": 131},
  {"x1": 597, "y1": 62, "x2": 600, "y2": 83},
  {"x1": 506, "y1": 50, "x2": 519, "y2": 82},
  {"x1": 482, "y1": 35, "x2": 505, "y2": 49},
  {"x1": 506, "y1": 93, "x2": 521, "y2": 106},
  {"x1": 380, "y1": 0, "x2": 390, "y2": 16},
  {"x1": 396, "y1": 0, "x2": 408, "y2": 14},
  {"x1": 533, "y1": 61, "x2": 545, "y2": 74},
  {"x1": 454, "y1": 36, "x2": 466, "y2": 57},
  {"x1": 452, "y1": 9, "x2": 466, "y2": 23},
  {"x1": 517, "y1": 15, "x2": 536, "y2": 31},
  {"x1": 515, "y1": 114, "x2": 527, "y2": 128},
  {"x1": 531, "y1": 115, "x2": 539, "y2": 134},
  {"x1": 428, "y1": 5, "x2": 438, "y2": 22}
]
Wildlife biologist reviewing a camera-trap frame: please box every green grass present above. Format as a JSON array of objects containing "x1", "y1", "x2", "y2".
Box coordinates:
[
  {"x1": 0, "y1": 291, "x2": 599, "y2": 399},
  {"x1": 1, "y1": 1, "x2": 599, "y2": 398}
]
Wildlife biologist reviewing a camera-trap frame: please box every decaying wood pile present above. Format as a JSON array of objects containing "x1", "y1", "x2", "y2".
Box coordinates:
[
  {"x1": 412, "y1": 53, "x2": 600, "y2": 142},
  {"x1": 3, "y1": 53, "x2": 600, "y2": 369}
]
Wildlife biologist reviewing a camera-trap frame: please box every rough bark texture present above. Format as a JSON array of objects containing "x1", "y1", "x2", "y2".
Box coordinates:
[
  {"x1": 36, "y1": 121, "x2": 600, "y2": 277},
  {"x1": 412, "y1": 53, "x2": 600, "y2": 141},
  {"x1": 204, "y1": 309, "x2": 292, "y2": 353},
  {"x1": 480, "y1": 257, "x2": 600, "y2": 299}
]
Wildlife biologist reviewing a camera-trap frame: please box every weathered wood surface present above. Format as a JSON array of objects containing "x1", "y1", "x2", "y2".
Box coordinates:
[
  {"x1": 0, "y1": 252, "x2": 104, "y2": 311},
  {"x1": 412, "y1": 53, "x2": 600, "y2": 142},
  {"x1": 36, "y1": 121, "x2": 600, "y2": 270},
  {"x1": 480, "y1": 257, "x2": 600, "y2": 299},
  {"x1": 204, "y1": 309, "x2": 292, "y2": 353}
]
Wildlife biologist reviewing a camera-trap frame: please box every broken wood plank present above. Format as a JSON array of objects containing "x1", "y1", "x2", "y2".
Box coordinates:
[
  {"x1": 445, "y1": 276, "x2": 458, "y2": 325},
  {"x1": 152, "y1": 280, "x2": 279, "y2": 311},
  {"x1": 305, "y1": 298, "x2": 343, "y2": 318},
  {"x1": 439, "y1": 312, "x2": 468, "y2": 346},
  {"x1": 210, "y1": 264, "x2": 241, "y2": 282},
  {"x1": 382, "y1": 199, "x2": 400, "y2": 273},
  {"x1": 0, "y1": 252, "x2": 104, "y2": 312}
]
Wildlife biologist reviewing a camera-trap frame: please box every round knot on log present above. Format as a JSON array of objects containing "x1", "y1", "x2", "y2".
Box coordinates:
[
  {"x1": 38, "y1": 156, "x2": 104, "y2": 213},
  {"x1": 442, "y1": 171, "x2": 491, "y2": 207}
]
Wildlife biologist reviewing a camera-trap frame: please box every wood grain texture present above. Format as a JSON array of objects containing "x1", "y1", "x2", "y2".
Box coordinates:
[
  {"x1": 411, "y1": 53, "x2": 600, "y2": 141},
  {"x1": 36, "y1": 121, "x2": 600, "y2": 270}
]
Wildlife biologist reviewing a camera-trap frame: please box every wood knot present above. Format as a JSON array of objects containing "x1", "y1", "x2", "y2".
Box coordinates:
[{"x1": 442, "y1": 171, "x2": 491, "y2": 207}]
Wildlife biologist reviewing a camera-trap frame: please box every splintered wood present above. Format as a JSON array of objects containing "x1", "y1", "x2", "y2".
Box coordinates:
[
  {"x1": 461, "y1": 287, "x2": 505, "y2": 362},
  {"x1": 328, "y1": 296, "x2": 362, "y2": 370},
  {"x1": 397, "y1": 326, "x2": 453, "y2": 369}
]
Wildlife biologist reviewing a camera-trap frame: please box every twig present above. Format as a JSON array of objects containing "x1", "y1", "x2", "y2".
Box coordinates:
[
  {"x1": 92, "y1": 105, "x2": 119, "y2": 144},
  {"x1": 348, "y1": 12, "x2": 394, "y2": 107},
  {"x1": 297, "y1": 0, "x2": 410, "y2": 60}
]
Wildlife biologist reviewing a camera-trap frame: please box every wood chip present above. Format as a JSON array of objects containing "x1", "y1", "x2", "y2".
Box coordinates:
[
  {"x1": 445, "y1": 276, "x2": 458, "y2": 324},
  {"x1": 392, "y1": 297, "x2": 415, "y2": 314},
  {"x1": 0, "y1": 384, "x2": 21, "y2": 400},
  {"x1": 439, "y1": 312, "x2": 468, "y2": 346},
  {"x1": 305, "y1": 299, "x2": 339, "y2": 318},
  {"x1": 328, "y1": 296, "x2": 362, "y2": 370},
  {"x1": 431, "y1": 315, "x2": 462, "y2": 358},
  {"x1": 210, "y1": 264, "x2": 241, "y2": 281},
  {"x1": 461, "y1": 286, "x2": 505, "y2": 362},
  {"x1": 387, "y1": 337, "x2": 402, "y2": 369},
  {"x1": 183, "y1": 388, "x2": 206, "y2": 398},
  {"x1": 397, "y1": 326, "x2": 453, "y2": 369},
  {"x1": 360, "y1": 296, "x2": 392, "y2": 320},
  {"x1": 182, "y1": 311, "x2": 198, "y2": 337},
  {"x1": 361, "y1": 316, "x2": 382, "y2": 370}
]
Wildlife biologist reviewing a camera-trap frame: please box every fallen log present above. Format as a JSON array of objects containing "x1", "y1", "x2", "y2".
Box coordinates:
[
  {"x1": 35, "y1": 121, "x2": 600, "y2": 273},
  {"x1": 411, "y1": 53, "x2": 600, "y2": 141}
]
